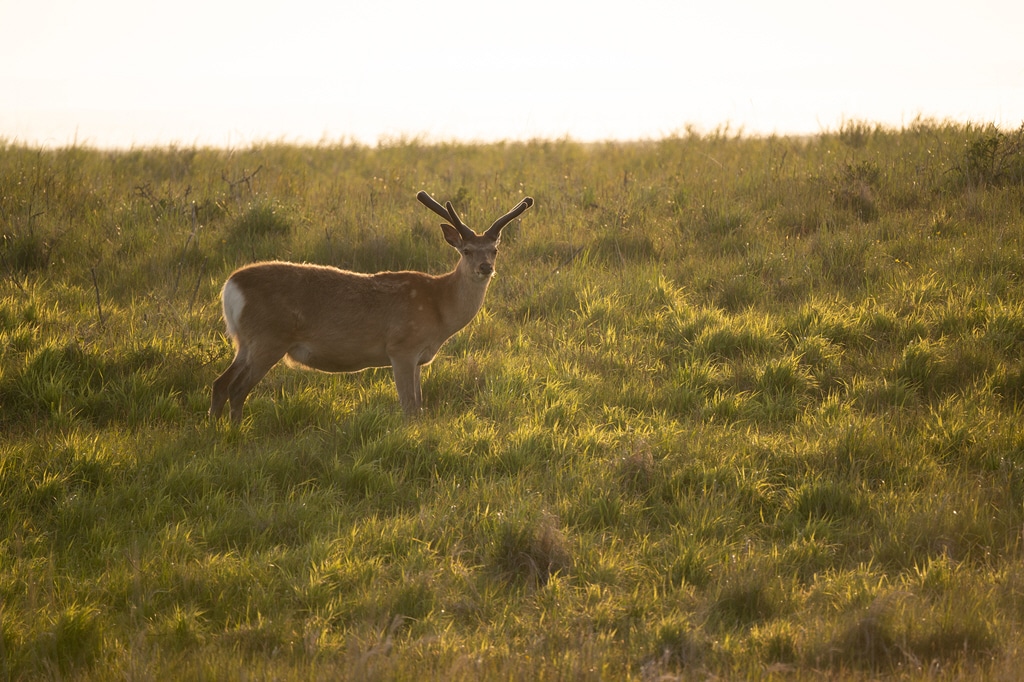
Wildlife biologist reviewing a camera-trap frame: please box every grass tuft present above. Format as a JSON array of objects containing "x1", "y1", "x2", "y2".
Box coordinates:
[{"x1": 488, "y1": 510, "x2": 571, "y2": 587}]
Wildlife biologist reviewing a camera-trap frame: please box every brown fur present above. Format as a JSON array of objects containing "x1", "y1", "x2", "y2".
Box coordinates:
[{"x1": 209, "y1": 192, "x2": 533, "y2": 424}]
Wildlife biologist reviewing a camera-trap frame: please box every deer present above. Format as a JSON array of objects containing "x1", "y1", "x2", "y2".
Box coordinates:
[{"x1": 209, "y1": 190, "x2": 534, "y2": 424}]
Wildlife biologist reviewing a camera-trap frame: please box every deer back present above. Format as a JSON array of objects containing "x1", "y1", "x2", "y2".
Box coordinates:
[{"x1": 225, "y1": 261, "x2": 468, "y2": 372}]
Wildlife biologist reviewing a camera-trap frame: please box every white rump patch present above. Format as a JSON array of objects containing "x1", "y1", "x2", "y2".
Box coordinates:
[{"x1": 221, "y1": 279, "x2": 246, "y2": 339}]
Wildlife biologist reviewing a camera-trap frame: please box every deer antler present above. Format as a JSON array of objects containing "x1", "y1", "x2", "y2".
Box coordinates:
[
  {"x1": 416, "y1": 191, "x2": 451, "y2": 220},
  {"x1": 484, "y1": 197, "x2": 535, "y2": 239},
  {"x1": 444, "y1": 201, "x2": 473, "y2": 236},
  {"x1": 417, "y1": 191, "x2": 474, "y2": 239}
]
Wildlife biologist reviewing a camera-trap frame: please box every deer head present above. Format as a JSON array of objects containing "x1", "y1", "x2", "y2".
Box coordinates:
[{"x1": 417, "y1": 191, "x2": 534, "y2": 281}]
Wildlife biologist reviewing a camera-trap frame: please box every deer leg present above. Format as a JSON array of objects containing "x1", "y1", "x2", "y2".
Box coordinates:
[
  {"x1": 392, "y1": 358, "x2": 422, "y2": 416},
  {"x1": 210, "y1": 347, "x2": 248, "y2": 420},
  {"x1": 413, "y1": 364, "x2": 422, "y2": 411},
  {"x1": 225, "y1": 344, "x2": 287, "y2": 424}
]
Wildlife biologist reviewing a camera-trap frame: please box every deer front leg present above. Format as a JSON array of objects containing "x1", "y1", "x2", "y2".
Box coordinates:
[{"x1": 391, "y1": 358, "x2": 422, "y2": 416}]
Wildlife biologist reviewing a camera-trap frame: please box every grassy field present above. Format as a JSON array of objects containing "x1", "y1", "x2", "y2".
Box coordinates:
[{"x1": 2, "y1": 120, "x2": 1024, "y2": 680}]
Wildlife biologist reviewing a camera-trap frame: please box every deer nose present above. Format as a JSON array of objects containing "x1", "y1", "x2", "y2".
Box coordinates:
[{"x1": 479, "y1": 262, "x2": 494, "y2": 276}]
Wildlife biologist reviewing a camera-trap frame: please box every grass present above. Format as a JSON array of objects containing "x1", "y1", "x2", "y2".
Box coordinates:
[{"x1": 2, "y1": 120, "x2": 1024, "y2": 679}]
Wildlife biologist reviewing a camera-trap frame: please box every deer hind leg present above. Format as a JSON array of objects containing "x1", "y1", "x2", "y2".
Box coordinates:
[
  {"x1": 226, "y1": 344, "x2": 290, "y2": 424},
  {"x1": 210, "y1": 346, "x2": 248, "y2": 420},
  {"x1": 392, "y1": 359, "x2": 423, "y2": 416},
  {"x1": 209, "y1": 341, "x2": 289, "y2": 425}
]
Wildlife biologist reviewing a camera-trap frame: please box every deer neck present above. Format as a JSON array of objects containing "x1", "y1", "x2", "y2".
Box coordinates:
[{"x1": 440, "y1": 264, "x2": 491, "y2": 333}]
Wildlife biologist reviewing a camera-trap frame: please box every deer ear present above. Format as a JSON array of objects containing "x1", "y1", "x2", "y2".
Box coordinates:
[{"x1": 440, "y1": 223, "x2": 463, "y2": 249}]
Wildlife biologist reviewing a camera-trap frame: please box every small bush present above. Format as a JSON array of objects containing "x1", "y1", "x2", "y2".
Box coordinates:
[
  {"x1": 755, "y1": 355, "x2": 816, "y2": 398},
  {"x1": 489, "y1": 511, "x2": 571, "y2": 587},
  {"x1": 831, "y1": 161, "x2": 881, "y2": 222},
  {"x1": 787, "y1": 479, "x2": 862, "y2": 522},
  {"x1": 993, "y1": 363, "x2": 1024, "y2": 406},
  {"x1": 667, "y1": 547, "x2": 712, "y2": 590},
  {"x1": 749, "y1": 619, "x2": 799, "y2": 664},
  {"x1": 955, "y1": 125, "x2": 1024, "y2": 188},
  {"x1": 710, "y1": 572, "x2": 781, "y2": 629},
  {"x1": 894, "y1": 338, "x2": 955, "y2": 395},
  {"x1": 829, "y1": 592, "x2": 904, "y2": 669},
  {"x1": 224, "y1": 200, "x2": 292, "y2": 260},
  {"x1": 2, "y1": 230, "x2": 54, "y2": 273},
  {"x1": 650, "y1": 616, "x2": 709, "y2": 670},
  {"x1": 837, "y1": 120, "x2": 877, "y2": 149},
  {"x1": 693, "y1": 315, "x2": 779, "y2": 360},
  {"x1": 851, "y1": 376, "x2": 918, "y2": 412},
  {"x1": 231, "y1": 202, "x2": 291, "y2": 240},
  {"x1": 616, "y1": 443, "x2": 657, "y2": 495},
  {"x1": 36, "y1": 604, "x2": 104, "y2": 676}
]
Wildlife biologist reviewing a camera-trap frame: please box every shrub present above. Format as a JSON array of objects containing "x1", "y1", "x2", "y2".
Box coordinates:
[
  {"x1": 488, "y1": 511, "x2": 571, "y2": 587},
  {"x1": 955, "y1": 124, "x2": 1024, "y2": 188},
  {"x1": 710, "y1": 571, "x2": 782, "y2": 630},
  {"x1": 831, "y1": 161, "x2": 881, "y2": 222}
]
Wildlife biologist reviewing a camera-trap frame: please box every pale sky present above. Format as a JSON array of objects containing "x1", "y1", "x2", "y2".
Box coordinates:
[{"x1": 2, "y1": 0, "x2": 1022, "y2": 148}]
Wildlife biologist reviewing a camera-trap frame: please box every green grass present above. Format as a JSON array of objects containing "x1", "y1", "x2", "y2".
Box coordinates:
[{"x1": 2, "y1": 120, "x2": 1024, "y2": 679}]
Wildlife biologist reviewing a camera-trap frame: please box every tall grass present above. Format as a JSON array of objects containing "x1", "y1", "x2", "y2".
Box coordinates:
[{"x1": 2, "y1": 121, "x2": 1024, "y2": 679}]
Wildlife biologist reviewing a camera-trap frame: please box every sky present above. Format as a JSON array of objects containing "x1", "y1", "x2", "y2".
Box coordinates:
[{"x1": 2, "y1": 0, "x2": 1022, "y2": 148}]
